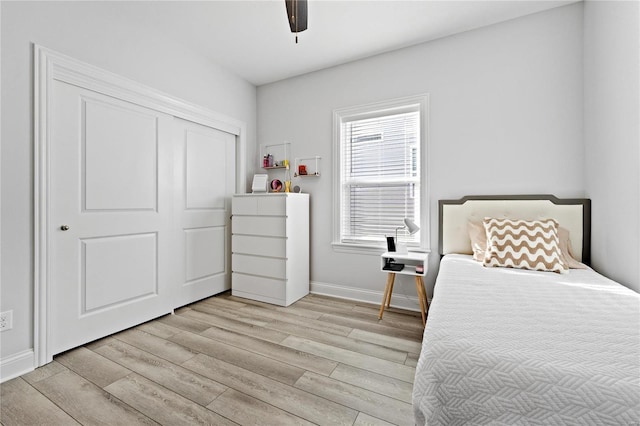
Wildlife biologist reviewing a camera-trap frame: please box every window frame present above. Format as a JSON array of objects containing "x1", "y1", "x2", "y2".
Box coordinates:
[{"x1": 332, "y1": 94, "x2": 430, "y2": 255}]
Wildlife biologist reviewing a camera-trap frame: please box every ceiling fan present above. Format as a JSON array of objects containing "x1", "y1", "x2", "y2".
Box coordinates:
[{"x1": 285, "y1": 0, "x2": 308, "y2": 43}]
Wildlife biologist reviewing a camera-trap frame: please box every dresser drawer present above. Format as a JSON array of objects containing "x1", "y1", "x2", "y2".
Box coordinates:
[
  {"x1": 232, "y1": 216, "x2": 286, "y2": 237},
  {"x1": 232, "y1": 235, "x2": 286, "y2": 258},
  {"x1": 257, "y1": 197, "x2": 286, "y2": 216},
  {"x1": 232, "y1": 197, "x2": 258, "y2": 215},
  {"x1": 232, "y1": 254, "x2": 286, "y2": 279},
  {"x1": 233, "y1": 196, "x2": 286, "y2": 216},
  {"x1": 232, "y1": 273, "x2": 286, "y2": 300}
]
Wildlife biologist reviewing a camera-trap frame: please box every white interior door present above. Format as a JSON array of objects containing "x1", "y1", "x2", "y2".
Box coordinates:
[
  {"x1": 49, "y1": 80, "x2": 175, "y2": 356},
  {"x1": 173, "y1": 118, "x2": 235, "y2": 307}
]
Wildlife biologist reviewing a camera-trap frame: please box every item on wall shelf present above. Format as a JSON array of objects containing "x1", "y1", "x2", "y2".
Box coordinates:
[
  {"x1": 262, "y1": 154, "x2": 275, "y2": 168},
  {"x1": 294, "y1": 156, "x2": 321, "y2": 177},
  {"x1": 271, "y1": 179, "x2": 283, "y2": 192},
  {"x1": 251, "y1": 174, "x2": 269, "y2": 193}
]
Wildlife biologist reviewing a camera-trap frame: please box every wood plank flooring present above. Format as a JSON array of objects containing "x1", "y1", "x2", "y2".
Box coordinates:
[{"x1": 1, "y1": 292, "x2": 423, "y2": 426}]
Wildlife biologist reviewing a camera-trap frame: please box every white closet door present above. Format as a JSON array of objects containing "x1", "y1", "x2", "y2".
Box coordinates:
[
  {"x1": 173, "y1": 118, "x2": 235, "y2": 307},
  {"x1": 49, "y1": 81, "x2": 175, "y2": 357}
]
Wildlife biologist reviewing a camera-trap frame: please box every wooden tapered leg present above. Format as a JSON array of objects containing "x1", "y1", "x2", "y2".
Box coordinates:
[
  {"x1": 379, "y1": 273, "x2": 394, "y2": 319},
  {"x1": 385, "y1": 273, "x2": 396, "y2": 308},
  {"x1": 421, "y1": 277, "x2": 430, "y2": 314},
  {"x1": 415, "y1": 276, "x2": 427, "y2": 327}
]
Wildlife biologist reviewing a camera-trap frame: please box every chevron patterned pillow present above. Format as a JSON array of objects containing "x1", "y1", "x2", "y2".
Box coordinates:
[{"x1": 483, "y1": 218, "x2": 569, "y2": 274}]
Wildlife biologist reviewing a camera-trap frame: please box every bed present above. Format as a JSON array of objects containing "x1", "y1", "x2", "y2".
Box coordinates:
[{"x1": 413, "y1": 195, "x2": 640, "y2": 425}]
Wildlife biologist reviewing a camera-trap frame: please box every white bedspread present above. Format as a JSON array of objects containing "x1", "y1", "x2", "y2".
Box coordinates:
[{"x1": 413, "y1": 255, "x2": 640, "y2": 425}]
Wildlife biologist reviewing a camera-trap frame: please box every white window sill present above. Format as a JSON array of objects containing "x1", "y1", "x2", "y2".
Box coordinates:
[
  {"x1": 331, "y1": 242, "x2": 386, "y2": 256},
  {"x1": 331, "y1": 241, "x2": 428, "y2": 256}
]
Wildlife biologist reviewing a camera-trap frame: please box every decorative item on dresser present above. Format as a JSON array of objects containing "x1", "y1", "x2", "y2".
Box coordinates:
[{"x1": 231, "y1": 193, "x2": 309, "y2": 306}]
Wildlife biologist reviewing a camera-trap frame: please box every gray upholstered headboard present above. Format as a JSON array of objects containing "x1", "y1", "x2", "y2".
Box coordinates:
[{"x1": 439, "y1": 195, "x2": 591, "y2": 264}]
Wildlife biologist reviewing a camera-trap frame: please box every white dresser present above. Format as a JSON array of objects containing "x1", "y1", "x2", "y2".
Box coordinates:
[{"x1": 231, "y1": 193, "x2": 309, "y2": 306}]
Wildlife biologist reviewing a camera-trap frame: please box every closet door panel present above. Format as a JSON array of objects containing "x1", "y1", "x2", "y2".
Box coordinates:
[
  {"x1": 49, "y1": 82, "x2": 174, "y2": 357},
  {"x1": 185, "y1": 227, "x2": 226, "y2": 282},
  {"x1": 174, "y1": 119, "x2": 236, "y2": 307}
]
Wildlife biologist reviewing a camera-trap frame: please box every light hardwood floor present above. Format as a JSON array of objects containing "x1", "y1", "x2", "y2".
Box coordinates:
[{"x1": 1, "y1": 292, "x2": 424, "y2": 426}]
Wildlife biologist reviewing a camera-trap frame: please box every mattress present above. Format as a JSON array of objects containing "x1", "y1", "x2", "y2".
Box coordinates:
[{"x1": 413, "y1": 254, "x2": 640, "y2": 425}]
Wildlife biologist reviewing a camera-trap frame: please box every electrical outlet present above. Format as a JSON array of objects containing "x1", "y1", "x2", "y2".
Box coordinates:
[{"x1": 0, "y1": 310, "x2": 13, "y2": 331}]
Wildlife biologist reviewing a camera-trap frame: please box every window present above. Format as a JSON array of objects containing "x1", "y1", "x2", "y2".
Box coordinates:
[{"x1": 333, "y1": 95, "x2": 428, "y2": 252}]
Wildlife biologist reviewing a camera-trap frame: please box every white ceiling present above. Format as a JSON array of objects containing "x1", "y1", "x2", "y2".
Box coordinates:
[{"x1": 120, "y1": 0, "x2": 579, "y2": 86}]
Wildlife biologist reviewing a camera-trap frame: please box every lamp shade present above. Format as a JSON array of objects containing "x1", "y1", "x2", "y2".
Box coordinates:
[{"x1": 404, "y1": 218, "x2": 420, "y2": 235}]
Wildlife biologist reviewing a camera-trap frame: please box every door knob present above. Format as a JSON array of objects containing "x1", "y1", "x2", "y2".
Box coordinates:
[{"x1": 60, "y1": 225, "x2": 70, "y2": 231}]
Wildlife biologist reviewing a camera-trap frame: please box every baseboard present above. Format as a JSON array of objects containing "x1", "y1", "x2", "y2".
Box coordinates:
[
  {"x1": 0, "y1": 349, "x2": 35, "y2": 383},
  {"x1": 310, "y1": 280, "x2": 422, "y2": 312}
]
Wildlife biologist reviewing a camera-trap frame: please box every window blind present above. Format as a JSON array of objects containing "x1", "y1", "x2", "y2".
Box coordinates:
[{"x1": 339, "y1": 110, "x2": 420, "y2": 245}]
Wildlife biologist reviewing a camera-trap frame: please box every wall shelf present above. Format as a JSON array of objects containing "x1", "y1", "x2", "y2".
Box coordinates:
[
  {"x1": 294, "y1": 156, "x2": 321, "y2": 178},
  {"x1": 260, "y1": 142, "x2": 291, "y2": 169}
]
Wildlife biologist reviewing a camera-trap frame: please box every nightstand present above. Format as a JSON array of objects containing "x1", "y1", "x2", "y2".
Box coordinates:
[{"x1": 379, "y1": 251, "x2": 430, "y2": 327}]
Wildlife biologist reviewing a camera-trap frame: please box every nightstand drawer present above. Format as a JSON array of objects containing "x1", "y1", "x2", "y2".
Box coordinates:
[{"x1": 232, "y1": 254, "x2": 286, "y2": 279}]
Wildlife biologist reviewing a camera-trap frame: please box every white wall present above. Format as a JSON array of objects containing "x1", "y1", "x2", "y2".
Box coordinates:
[
  {"x1": 257, "y1": 4, "x2": 585, "y2": 304},
  {"x1": 0, "y1": 1, "x2": 256, "y2": 370},
  {"x1": 584, "y1": 0, "x2": 640, "y2": 292}
]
